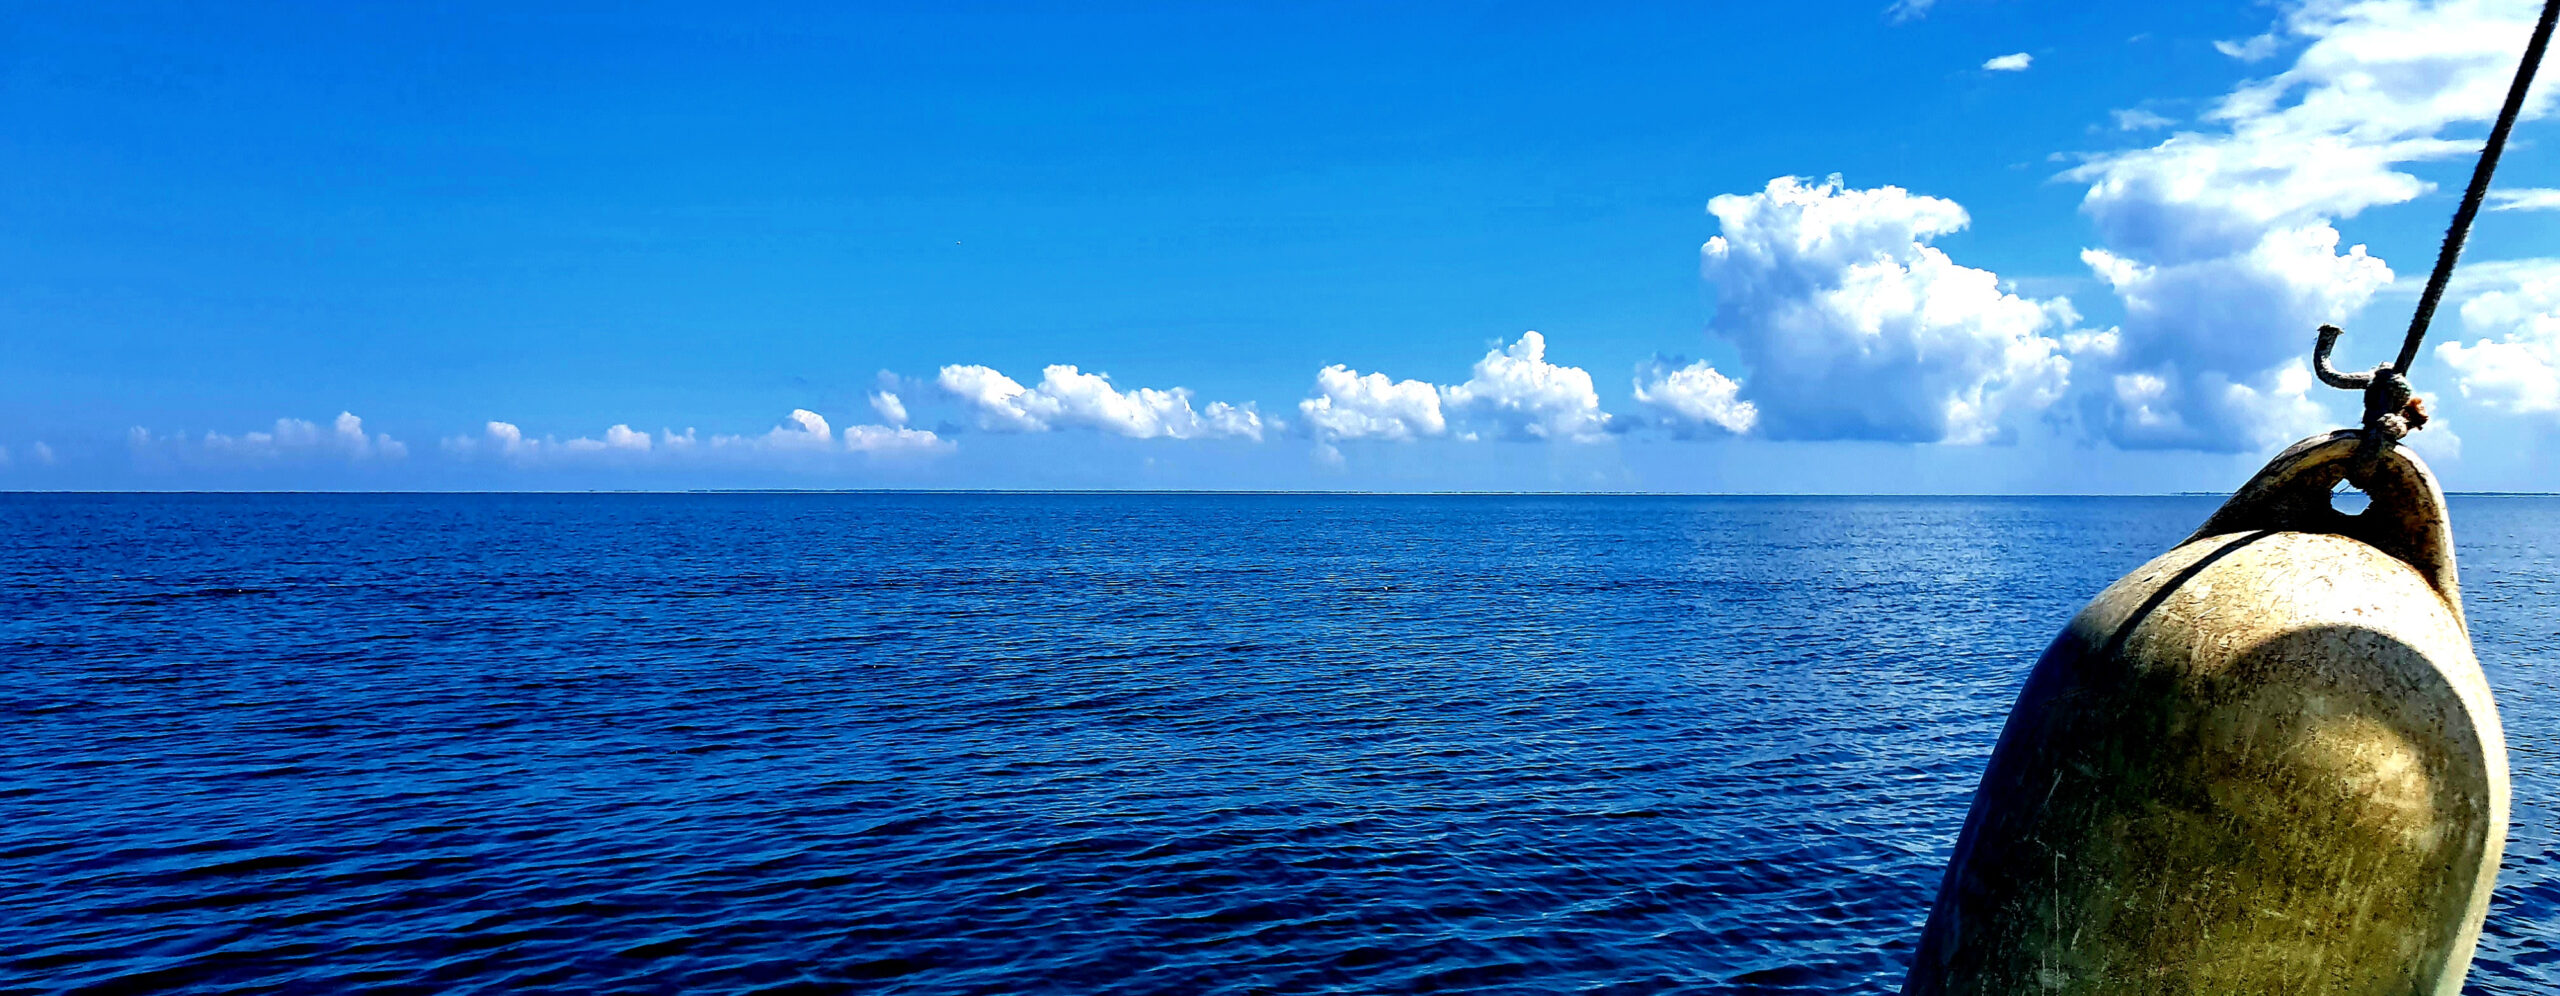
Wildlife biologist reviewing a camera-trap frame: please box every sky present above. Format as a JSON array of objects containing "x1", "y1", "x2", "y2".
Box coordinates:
[{"x1": 6, "y1": 0, "x2": 2560, "y2": 492}]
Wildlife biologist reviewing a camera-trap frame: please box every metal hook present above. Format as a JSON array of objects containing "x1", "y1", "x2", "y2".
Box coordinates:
[
  {"x1": 2310, "y1": 324, "x2": 2428, "y2": 486},
  {"x1": 2312, "y1": 324, "x2": 2379, "y2": 391}
]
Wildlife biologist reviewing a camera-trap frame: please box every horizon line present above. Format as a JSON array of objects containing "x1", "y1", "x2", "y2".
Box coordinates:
[{"x1": 8, "y1": 489, "x2": 2560, "y2": 498}]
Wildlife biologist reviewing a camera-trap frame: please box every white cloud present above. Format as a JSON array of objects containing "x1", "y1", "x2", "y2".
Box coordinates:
[
  {"x1": 2489, "y1": 188, "x2": 2560, "y2": 211},
  {"x1": 1440, "y1": 332, "x2": 1612, "y2": 442},
  {"x1": 937, "y1": 365, "x2": 1050, "y2": 432},
  {"x1": 1040, "y1": 366, "x2": 1267, "y2": 441},
  {"x1": 1299, "y1": 332, "x2": 1611, "y2": 449},
  {"x1": 445, "y1": 409, "x2": 948, "y2": 464},
  {"x1": 2111, "y1": 108, "x2": 2176, "y2": 131},
  {"x1": 757, "y1": 409, "x2": 840, "y2": 450},
  {"x1": 130, "y1": 412, "x2": 408, "y2": 464},
  {"x1": 2409, "y1": 397, "x2": 2465, "y2": 461},
  {"x1": 1983, "y1": 52, "x2": 2033, "y2": 72},
  {"x1": 870, "y1": 390, "x2": 909, "y2": 425},
  {"x1": 2436, "y1": 261, "x2": 2560, "y2": 413},
  {"x1": 560, "y1": 423, "x2": 654, "y2": 454},
  {"x1": 1699, "y1": 175, "x2": 2073, "y2": 444},
  {"x1": 1885, "y1": 0, "x2": 1935, "y2": 23},
  {"x1": 2073, "y1": 226, "x2": 2389, "y2": 449},
  {"x1": 2215, "y1": 33, "x2": 2283, "y2": 62},
  {"x1": 34, "y1": 442, "x2": 52, "y2": 465},
  {"x1": 845, "y1": 424, "x2": 948, "y2": 452},
  {"x1": 2059, "y1": 0, "x2": 2549, "y2": 451},
  {"x1": 1299, "y1": 365, "x2": 1447, "y2": 443},
  {"x1": 1633, "y1": 358, "x2": 1758, "y2": 436},
  {"x1": 605, "y1": 424, "x2": 652, "y2": 450},
  {"x1": 443, "y1": 421, "x2": 541, "y2": 460},
  {"x1": 936, "y1": 364, "x2": 1265, "y2": 440}
]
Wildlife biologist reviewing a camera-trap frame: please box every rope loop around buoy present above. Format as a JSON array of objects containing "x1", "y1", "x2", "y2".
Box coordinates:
[
  {"x1": 2314, "y1": 324, "x2": 2430, "y2": 485},
  {"x1": 2309, "y1": 0, "x2": 2558, "y2": 483}
]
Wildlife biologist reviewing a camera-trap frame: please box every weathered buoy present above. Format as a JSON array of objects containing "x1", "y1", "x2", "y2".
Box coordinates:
[{"x1": 1904, "y1": 431, "x2": 2508, "y2": 995}]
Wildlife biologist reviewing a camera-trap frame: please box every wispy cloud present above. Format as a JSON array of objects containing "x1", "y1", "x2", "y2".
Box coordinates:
[
  {"x1": 2489, "y1": 188, "x2": 2560, "y2": 212},
  {"x1": 1884, "y1": 0, "x2": 1936, "y2": 24},
  {"x1": 869, "y1": 390, "x2": 910, "y2": 425},
  {"x1": 2214, "y1": 33, "x2": 2282, "y2": 62},
  {"x1": 2110, "y1": 108, "x2": 2175, "y2": 131}
]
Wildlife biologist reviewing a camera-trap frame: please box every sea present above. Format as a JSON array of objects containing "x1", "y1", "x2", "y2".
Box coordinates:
[{"x1": 4, "y1": 493, "x2": 2557, "y2": 995}]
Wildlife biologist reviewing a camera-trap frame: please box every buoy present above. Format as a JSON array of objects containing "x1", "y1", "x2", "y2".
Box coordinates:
[
  {"x1": 1903, "y1": 432, "x2": 2505, "y2": 994},
  {"x1": 1903, "y1": 9, "x2": 2550, "y2": 990}
]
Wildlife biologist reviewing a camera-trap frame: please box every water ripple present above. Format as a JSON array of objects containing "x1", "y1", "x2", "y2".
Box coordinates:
[{"x1": 2, "y1": 494, "x2": 2556, "y2": 993}]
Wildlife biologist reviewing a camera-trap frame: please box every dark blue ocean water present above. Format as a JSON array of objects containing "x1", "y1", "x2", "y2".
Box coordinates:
[{"x1": 4, "y1": 493, "x2": 2557, "y2": 995}]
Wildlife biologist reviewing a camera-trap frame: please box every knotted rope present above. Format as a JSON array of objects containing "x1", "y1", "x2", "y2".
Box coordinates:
[{"x1": 2314, "y1": 0, "x2": 2559, "y2": 483}]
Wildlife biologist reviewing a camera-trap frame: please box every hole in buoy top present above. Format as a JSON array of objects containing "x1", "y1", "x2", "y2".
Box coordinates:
[{"x1": 2332, "y1": 484, "x2": 2373, "y2": 516}]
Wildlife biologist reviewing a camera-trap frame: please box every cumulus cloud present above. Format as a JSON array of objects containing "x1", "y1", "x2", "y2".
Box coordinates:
[
  {"x1": 1699, "y1": 175, "x2": 2073, "y2": 444},
  {"x1": 1982, "y1": 52, "x2": 2033, "y2": 72},
  {"x1": 446, "y1": 421, "x2": 532, "y2": 460},
  {"x1": 1299, "y1": 332, "x2": 1613, "y2": 451},
  {"x1": 130, "y1": 412, "x2": 408, "y2": 464},
  {"x1": 1633, "y1": 358, "x2": 1758, "y2": 436},
  {"x1": 753, "y1": 409, "x2": 842, "y2": 451},
  {"x1": 1439, "y1": 332, "x2": 1612, "y2": 442},
  {"x1": 445, "y1": 409, "x2": 947, "y2": 464},
  {"x1": 2435, "y1": 261, "x2": 2560, "y2": 414},
  {"x1": 603, "y1": 424, "x2": 653, "y2": 450},
  {"x1": 542, "y1": 423, "x2": 655, "y2": 456},
  {"x1": 1300, "y1": 365, "x2": 1447, "y2": 443},
  {"x1": 936, "y1": 364, "x2": 1266, "y2": 441},
  {"x1": 2058, "y1": 0, "x2": 2549, "y2": 451},
  {"x1": 936, "y1": 365, "x2": 1047, "y2": 432},
  {"x1": 1042, "y1": 366, "x2": 1266, "y2": 441}
]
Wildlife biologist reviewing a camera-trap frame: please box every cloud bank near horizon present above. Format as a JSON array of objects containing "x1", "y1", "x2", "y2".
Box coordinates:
[
  {"x1": 127, "y1": 412, "x2": 408, "y2": 468},
  {"x1": 937, "y1": 364, "x2": 1268, "y2": 441},
  {"x1": 438, "y1": 409, "x2": 948, "y2": 467},
  {"x1": 24, "y1": 0, "x2": 2556, "y2": 481}
]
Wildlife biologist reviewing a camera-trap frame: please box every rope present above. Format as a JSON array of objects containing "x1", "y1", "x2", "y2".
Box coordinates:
[
  {"x1": 2394, "y1": 0, "x2": 2560, "y2": 374},
  {"x1": 2313, "y1": 0, "x2": 2560, "y2": 481}
]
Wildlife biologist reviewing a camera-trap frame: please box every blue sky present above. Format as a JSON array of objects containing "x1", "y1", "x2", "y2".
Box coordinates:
[{"x1": 6, "y1": 0, "x2": 2559, "y2": 491}]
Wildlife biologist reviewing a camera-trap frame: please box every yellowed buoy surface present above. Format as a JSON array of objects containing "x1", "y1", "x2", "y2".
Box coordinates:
[{"x1": 1906, "y1": 432, "x2": 2508, "y2": 995}]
